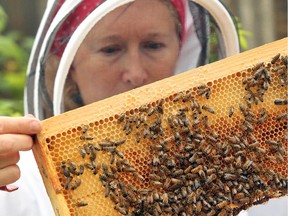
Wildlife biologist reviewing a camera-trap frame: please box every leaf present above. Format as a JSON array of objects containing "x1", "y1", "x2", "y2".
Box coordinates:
[
  {"x1": 0, "y1": 35, "x2": 25, "y2": 63},
  {"x1": 0, "y1": 5, "x2": 8, "y2": 33}
]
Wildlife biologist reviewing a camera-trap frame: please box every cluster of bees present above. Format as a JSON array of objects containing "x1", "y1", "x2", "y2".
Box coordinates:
[{"x1": 60, "y1": 54, "x2": 287, "y2": 215}]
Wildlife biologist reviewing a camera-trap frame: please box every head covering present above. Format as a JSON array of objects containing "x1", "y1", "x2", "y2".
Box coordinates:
[
  {"x1": 25, "y1": 0, "x2": 239, "y2": 119},
  {"x1": 51, "y1": 0, "x2": 186, "y2": 57}
]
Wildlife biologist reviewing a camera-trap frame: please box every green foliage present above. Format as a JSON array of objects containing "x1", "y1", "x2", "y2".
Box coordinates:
[
  {"x1": 208, "y1": 16, "x2": 251, "y2": 63},
  {"x1": 0, "y1": 5, "x2": 7, "y2": 33},
  {"x1": 234, "y1": 17, "x2": 252, "y2": 51},
  {"x1": 0, "y1": 5, "x2": 33, "y2": 116}
]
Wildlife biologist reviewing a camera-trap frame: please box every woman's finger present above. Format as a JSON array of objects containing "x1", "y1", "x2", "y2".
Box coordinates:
[
  {"x1": 0, "y1": 134, "x2": 33, "y2": 154},
  {"x1": 0, "y1": 152, "x2": 20, "y2": 169},
  {"x1": 0, "y1": 184, "x2": 19, "y2": 192},
  {"x1": 0, "y1": 116, "x2": 42, "y2": 135},
  {"x1": 0, "y1": 165, "x2": 20, "y2": 187}
]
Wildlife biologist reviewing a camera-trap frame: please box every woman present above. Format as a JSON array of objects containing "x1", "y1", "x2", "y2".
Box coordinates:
[{"x1": 4, "y1": 0, "x2": 283, "y2": 215}]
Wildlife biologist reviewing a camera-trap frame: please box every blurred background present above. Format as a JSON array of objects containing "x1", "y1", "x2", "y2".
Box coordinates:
[{"x1": 0, "y1": 0, "x2": 287, "y2": 116}]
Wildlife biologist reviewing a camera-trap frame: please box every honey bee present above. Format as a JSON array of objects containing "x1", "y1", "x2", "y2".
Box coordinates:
[
  {"x1": 234, "y1": 192, "x2": 245, "y2": 200},
  {"x1": 139, "y1": 128, "x2": 147, "y2": 139},
  {"x1": 245, "y1": 98, "x2": 252, "y2": 108},
  {"x1": 237, "y1": 197, "x2": 251, "y2": 204},
  {"x1": 191, "y1": 165, "x2": 202, "y2": 174},
  {"x1": 202, "y1": 115, "x2": 209, "y2": 128},
  {"x1": 125, "y1": 124, "x2": 132, "y2": 135},
  {"x1": 81, "y1": 124, "x2": 89, "y2": 133},
  {"x1": 149, "y1": 174, "x2": 161, "y2": 181},
  {"x1": 192, "y1": 118, "x2": 201, "y2": 127},
  {"x1": 102, "y1": 146, "x2": 116, "y2": 153},
  {"x1": 148, "y1": 107, "x2": 155, "y2": 116},
  {"x1": 278, "y1": 145, "x2": 287, "y2": 155},
  {"x1": 205, "y1": 134, "x2": 217, "y2": 143},
  {"x1": 76, "y1": 201, "x2": 88, "y2": 207},
  {"x1": 257, "y1": 113, "x2": 269, "y2": 124},
  {"x1": 243, "y1": 120, "x2": 254, "y2": 131},
  {"x1": 202, "y1": 105, "x2": 215, "y2": 114},
  {"x1": 206, "y1": 168, "x2": 216, "y2": 175},
  {"x1": 136, "y1": 132, "x2": 141, "y2": 143},
  {"x1": 263, "y1": 70, "x2": 271, "y2": 83},
  {"x1": 252, "y1": 62, "x2": 264, "y2": 71},
  {"x1": 61, "y1": 162, "x2": 70, "y2": 178},
  {"x1": 187, "y1": 191, "x2": 196, "y2": 204},
  {"x1": 115, "y1": 149, "x2": 125, "y2": 159},
  {"x1": 115, "y1": 139, "x2": 126, "y2": 147},
  {"x1": 162, "y1": 192, "x2": 169, "y2": 206},
  {"x1": 195, "y1": 200, "x2": 203, "y2": 213},
  {"x1": 78, "y1": 165, "x2": 84, "y2": 175},
  {"x1": 181, "y1": 187, "x2": 187, "y2": 197},
  {"x1": 118, "y1": 181, "x2": 128, "y2": 198},
  {"x1": 182, "y1": 91, "x2": 192, "y2": 102},
  {"x1": 167, "y1": 116, "x2": 175, "y2": 128},
  {"x1": 265, "y1": 139, "x2": 280, "y2": 146},
  {"x1": 110, "y1": 193, "x2": 119, "y2": 204},
  {"x1": 122, "y1": 167, "x2": 136, "y2": 173},
  {"x1": 134, "y1": 172, "x2": 145, "y2": 182},
  {"x1": 114, "y1": 206, "x2": 127, "y2": 215},
  {"x1": 64, "y1": 176, "x2": 73, "y2": 190},
  {"x1": 80, "y1": 135, "x2": 93, "y2": 140},
  {"x1": 156, "y1": 98, "x2": 164, "y2": 114},
  {"x1": 281, "y1": 55, "x2": 288, "y2": 65},
  {"x1": 117, "y1": 113, "x2": 126, "y2": 123},
  {"x1": 216, "y1": 200, "x2": 229, "y2": 209},
  {"x1": 84, "y1": 163, "x2": 94, "y2": 170},
  {"x1": 207, "y1": 209, "x2": 216, "y2": 216},
  {"x1": 179, "y1": 107, "x2": 189, "y2": 112},
  {"x1": 243, "y1": 159, "x2": 254, "y2": 170},
  {"x1": 275, "y1": 113, "x2": 287, "y2": 121},
  {"x1": 104, "y1": 183, "x2": 110, "y2": 198},
  {"x1": 71, "y1": 179, "x2": 81, "y2": 190},
  {"x1": 172, "y1": 169, "x2": 184, "y2": 177},
  {"x1": 229, "y1": 106, "x2": 234, "y2": 117},
  {"x1": 174, "y1": 131, "x2": 181, "y2": 144},
  {"x1": 271, "y1": 53, "x2": 280, "y2": 64},
  {"x1": 224, "y1": 156, "x2": 234, "y2": 163},
  {"x1": 150, "y1": 181, "x2": 163, "y2": 188},
  {"x1": 67, "y1": 160, "x2": 77, "y2": 171},
  {"x1": 223, "y1": 173, "x2": 237, "y2": 181},
  {"x1": 173, "y1": 92, "x2": 183, "y2": 102},
  {"x1": 274, "y1": 99, "x2": 288, "y2": 105},
  {"x1": 198, "y1": 169, "x2": 206, "y2": 179},
  {"x1": 139, "y1": 105, "x2": 148, "y2": 112},
  {"x1": 163, "y1": 178, "x2": 171, "y2": 190},
  {"x1": 206, "y1": 174, "x2": 217, "y2": 185}
]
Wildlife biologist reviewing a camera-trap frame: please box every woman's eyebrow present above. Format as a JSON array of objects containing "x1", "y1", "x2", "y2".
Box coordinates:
[
  {"x1": 144, "y1": 32, "x2": 171, "y2": 39},
  {"x1": 101, "y1": 35, "x2": 123, "y2": 42},
  {"x1": 95, "y1": 32, "x2": 170, "y2": 44}
]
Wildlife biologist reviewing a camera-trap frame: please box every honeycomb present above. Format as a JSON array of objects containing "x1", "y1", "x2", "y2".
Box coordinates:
[{"x1": 34, "y1": 38, "x2": 288, "y2": 216}]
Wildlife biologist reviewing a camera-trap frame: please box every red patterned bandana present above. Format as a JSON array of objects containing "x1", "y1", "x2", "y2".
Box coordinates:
[{"x1": 51, "y1": 0, "x2": 186, "y2": 56}]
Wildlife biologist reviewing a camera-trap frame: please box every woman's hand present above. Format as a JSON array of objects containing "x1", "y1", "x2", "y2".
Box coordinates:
[{"x1": 0, "y1": 115, "x2": 42, "y2": 191}]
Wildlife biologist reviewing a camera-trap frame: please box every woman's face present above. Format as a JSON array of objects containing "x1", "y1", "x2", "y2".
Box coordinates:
[{"x1": 71, "y1": 0, "x2": 180, "y2": 105}]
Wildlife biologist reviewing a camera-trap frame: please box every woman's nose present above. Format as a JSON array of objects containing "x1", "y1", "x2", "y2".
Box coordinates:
[{"x1": 122, "y1": 52, "x2": 148, "y2": 87}]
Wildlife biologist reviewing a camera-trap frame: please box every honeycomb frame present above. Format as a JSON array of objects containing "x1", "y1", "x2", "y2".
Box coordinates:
[{"x1": 34, "y1": 38, "x2": 287, "y2": 216}]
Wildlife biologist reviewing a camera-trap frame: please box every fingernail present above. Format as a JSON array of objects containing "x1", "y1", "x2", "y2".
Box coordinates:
[
  {"x1": 30, "y1": 120, "x2": 42, "y2": 132},
  {"x1": 25, "y1": 114, "x2": 35, "y2": 118},
  {"x1": 0, "y1": 185, "x2": 19, "y2": 192}
]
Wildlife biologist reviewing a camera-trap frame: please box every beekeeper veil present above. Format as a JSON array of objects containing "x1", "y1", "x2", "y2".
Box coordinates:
[{"x1": 24, "y1": 0, "x2": 239, "y2": 120}]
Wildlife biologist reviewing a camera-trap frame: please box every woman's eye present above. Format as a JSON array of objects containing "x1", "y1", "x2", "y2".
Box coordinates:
[
  {"x1": 144, "y1": 42, "x2": 164, "y2": 50},
  {"x1": 100, "y1": 46, "x2": 121, "y2": 54}
]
